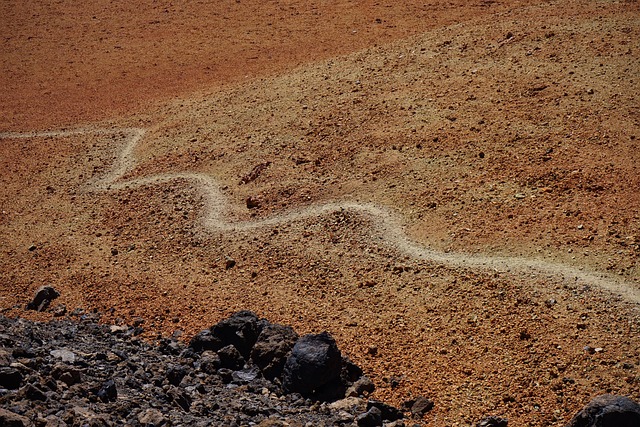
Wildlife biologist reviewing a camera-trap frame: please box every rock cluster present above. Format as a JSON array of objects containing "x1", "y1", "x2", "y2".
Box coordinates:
[
  {"x1": 0, "y1": 311, "x2": 405, "y2": 426},
  {"x1": 1, "y1": 308, "x2": 639, "y2": 427}
]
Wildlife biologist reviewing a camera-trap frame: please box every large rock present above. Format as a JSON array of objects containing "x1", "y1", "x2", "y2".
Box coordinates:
[
  {"x1": 26, "y1": 286, "x2": 59, "y2": 312},
  {"x1": 282, "y1": 332, "x2": 342, "y2": 398},
  {"x1": 211, "y1": 310, "x2": 263, "y2": 359},
  {"x1": 250, "y1": 323, "x2": 299, "y2": 380},
  {"x1": 566, "y1": 394, "x2": 640, "y2": 427}
]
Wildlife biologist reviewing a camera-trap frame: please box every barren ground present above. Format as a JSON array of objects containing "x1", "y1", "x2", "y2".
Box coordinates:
[{"x1": 1, "y1": 0, "x2": 639, "y2": 425}]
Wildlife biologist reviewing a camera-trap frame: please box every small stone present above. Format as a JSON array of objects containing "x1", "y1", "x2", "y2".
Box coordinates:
[
  {"x1": 166, "y1": 364, "x2": 188, "y2": 386},
  {"x1": 477, "y1": 415, "x2": 508, "y2": 427},
  {"x1": 51, "y1": 364, "x2": 82, "y2": 386},
  {"x1": 28, "y1": 244, "x2": 37, "y2": 251},
  {"x1": 246, "y1": 196, "x2": 261, "y2": 209},
  {"x1": 367, "y1": 400, "x2": 404, "y2": 422},
  {"x1": 167, "y1": 386, "x2": 191, "y2": 411},
  {"x1": 514, "y1": 193, "x2": 526, "y2": 199},
  {"x1": 217, "y1": 344, "x2": 245, "y2": 370},
  {"x1": 225, "y1": 256, "x2": 236, "y2": 270},
  {"x1": 250, "y1": 323, "x2": 299, "y2": 380},
  {"x1": 346, "y1": 376, "x2": 375, "y2": 397},
  {"x1": 0, "y1": 367, "x2": 23, "y2": 389},
  {"x1": 26, "y1": 286, "x2": 60, "y2": 311},
  {"x1": 232, "y1": 366, "x2": 260, "y2": 383},
  {"x1": 357, "y1": 406, "x2": 382, "y2": 427},
  {"x1": 52, "y1": 304, "x2": 67, "y2": 317},
  {"x1": 138, "y1": 408, "x2": 165, "y2": 426},
  {"x1": 97, "y1": 379, "x2": 117, "y2": 402},
  {"x1": 212, "y1": 310, "x2": 262, "y2": 359},
  {"x1": 367, "y1": 345, "x2": 378, "y2": 356},
  {"x1": 24, "y1": 383, "x2": 47, "y2": 401},
  {"x1": 410, "y1": 396, "x2": 434, "y2": 417},
  {"x1": 189, "y1": 329, "x2": 222, "y2": 353},
  {"x1": 50, "y1": 349, "x2": 76, "y2": 363},
  {"x1": 0, "y1": 408, "x2": 30, "y2": 427}
]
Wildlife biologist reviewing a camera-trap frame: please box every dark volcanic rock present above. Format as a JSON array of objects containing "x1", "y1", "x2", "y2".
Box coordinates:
[
  {"x1": 477, "y1": 415, "x2": 509, "y2": 427},
  {"x1": 51, "y1": 364, "x2": 82, "y2": 386},
  {"x1": 96, "y1": 379, "x2": 117, "y2": 402},
  {"x1": 367, "y1": 399, "x2": 405, "y2": 422},
  {"x1": 282, "y1": 332, "x2": 342, "y2": 398},
  {"x1": 0, "y1": 314, "x2": 403, "y2": 426},
  {"x1": 0, "y1": 367, "x2": 23, "y2": 390},
  {"x1": 217, "y1": 344, "x2": 245, "y2": 370},
  {"x1": 566, "y1": 394, "x2": 640, "y2": 427},
  {"x1": 211, "y1": 310, "x2": 262, "y2": 359},
  {"x1": 189, "y1": 329, "x2": 222, "y2": 352},
  {"x1": 23, "y1": 384, "x2": 47, "y2": 401},
  {"x1": 250, "y1": 323, "x2": 299, "y2": 380},
  {"x1": 25, "y1": 285, "x2": 60, "y2": 312},
  {"x1": 166, "y1": 364, "x2": 188, "y2": 386},
  {"x1": 410, "y1": 395, "x2": 435, "y2": 417},
  {"x1": 357, "y1": 405, "x2": 383, "y2": 427}
]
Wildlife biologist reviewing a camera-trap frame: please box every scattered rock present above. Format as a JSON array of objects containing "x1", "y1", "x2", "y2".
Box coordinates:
[
  {"x1": 409, "y1": 395, "x2": 434, "y2": 417},
  {"x1": 23, "y1": 383, "x2": 47, "y2": 401},
  {"x1": 168, "y1": 386, "x2": 191, "y2": 411},
  {"x1": 477, "y1": 415, "x2": 508, "y2": 427},
  {"x1": 566, "y1": 394, "x2": 640, "y2": 427},
  {"x1": 0, "y1": 367, "x2": 23, "y2": 389},
  {"x1": 96, "y1": 379, "x2": 117, "y2": 402},
  {"x1": 138, "y1": 408, "x2": 166, "y2": 426},
  {"x1": 0, "y1": 408, "x2": 31, "y2": 427},
  {"x1": 52, "y1": 304, "x2": 67, "y2": 317},
  {"x1": 224, "y1": 255, "x2": 236, "y2": 270},
  {"x1": 50, "y1": 349, "x2": 75, "y2": 363},
  {"x1": 246, "y1": 196, "x2": 261, "y2": 209},
  {"x1": 367, "y1": 400, "x2": 404, "y2": 422},
  {"x1": 25, "y1": 286, "x2": 60, "y2": 312},
  {"x1": 346, "y1": 376, "x2": 375, "y2": 397},
  {"x1": 51, "y1": 364, "x2": 82, "y2": 386},
  {"x1": 166, "y1": 364, "x2": 188, "y2": 386},
  {"x1": 356, "y1": 406, "x2": 382, "y2": 427}
]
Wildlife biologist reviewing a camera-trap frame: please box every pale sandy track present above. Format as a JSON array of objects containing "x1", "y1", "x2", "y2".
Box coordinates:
[{"x1": 2, "y1": 127, "x2": 639, "y2": 303}]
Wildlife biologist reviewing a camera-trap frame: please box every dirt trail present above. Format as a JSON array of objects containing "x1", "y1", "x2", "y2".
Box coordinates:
[{"x1": 3, "y1": 127, "x2": 637, "y2": 303}]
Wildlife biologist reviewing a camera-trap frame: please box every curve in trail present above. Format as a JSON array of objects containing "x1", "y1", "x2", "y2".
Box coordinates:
[{"x1": 2, "y1": 127, "x2": 639, "y2": 303}]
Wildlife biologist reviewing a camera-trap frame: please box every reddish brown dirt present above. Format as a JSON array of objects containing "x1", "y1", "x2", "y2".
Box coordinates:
[{"x1": 1, "y1": 1, "x2": 639, "y2": 426}]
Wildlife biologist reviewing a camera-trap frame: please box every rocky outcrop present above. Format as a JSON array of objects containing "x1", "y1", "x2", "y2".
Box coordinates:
[{"x1": 0, "y1": 312, "x2": 395, "y2": 426}]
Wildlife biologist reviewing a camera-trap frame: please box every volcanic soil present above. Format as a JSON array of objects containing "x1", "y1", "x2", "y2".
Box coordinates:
[{"x1": 1, "y1": 0, "x2": 639, "y2": 425}]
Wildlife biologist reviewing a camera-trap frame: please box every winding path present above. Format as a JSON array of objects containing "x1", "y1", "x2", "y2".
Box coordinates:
[{"x1": 2, "y1": 126, "x2": 639, "y2": 303}]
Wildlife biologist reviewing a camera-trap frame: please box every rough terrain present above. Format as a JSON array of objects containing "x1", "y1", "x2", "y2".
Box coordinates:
[{"x1": 1, "y1": 0, "x2": 639, "y2": 426}]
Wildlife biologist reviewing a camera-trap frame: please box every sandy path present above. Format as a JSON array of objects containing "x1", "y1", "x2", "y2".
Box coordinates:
[{"x1": 2, "y1": 126, "x2": 638, "y2": 304}]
